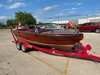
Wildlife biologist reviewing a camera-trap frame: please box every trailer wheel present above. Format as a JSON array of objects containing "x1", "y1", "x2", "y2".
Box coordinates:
[
  {"x1": 16, "y1": 42, "x2": 21, "y2": 50},
  {"x1": 21, "y1": 43, "x2": 27, "y2": 52},
  {"x1": 95, "y1": 29, "x2": 100, "y2": 33}
]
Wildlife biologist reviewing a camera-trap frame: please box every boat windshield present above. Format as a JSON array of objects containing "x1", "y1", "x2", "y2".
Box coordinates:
[{"x1": 39, "y1": 24, "x2": 64, "y2": 30}]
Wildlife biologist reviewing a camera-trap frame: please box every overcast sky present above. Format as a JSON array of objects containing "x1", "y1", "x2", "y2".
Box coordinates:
[{"x1": 0, "y1": 0, "x2": 100, "y2": 23}]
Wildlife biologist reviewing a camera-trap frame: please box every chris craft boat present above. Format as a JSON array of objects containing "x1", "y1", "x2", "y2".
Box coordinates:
[{"x1": 13, "y1": 23, "x2": 83, "y2": 51}]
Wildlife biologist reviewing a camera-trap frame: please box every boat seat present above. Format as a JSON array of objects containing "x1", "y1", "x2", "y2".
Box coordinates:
[{"x1": 28, "y1": 26, "x2": 53, "y2": 33}]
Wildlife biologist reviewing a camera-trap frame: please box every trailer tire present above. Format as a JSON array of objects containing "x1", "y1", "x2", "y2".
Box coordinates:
[
  {"x1": 16, "y1": 42, "x2": 21, "y2": 50},
  {"x1": 95, "y1": 29, "x2": 100, "y2": 33},
  {"x1": 21, "y1": 43, "x2": 27, "y2": 52}
]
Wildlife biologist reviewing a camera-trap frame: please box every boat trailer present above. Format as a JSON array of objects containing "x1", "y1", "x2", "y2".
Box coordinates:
[{"x1": 10, "y1": 26, "x2": 100, "y2": 62}]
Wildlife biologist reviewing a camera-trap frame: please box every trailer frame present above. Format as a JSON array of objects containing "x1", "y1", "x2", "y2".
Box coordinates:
[{"x1": 10, "y1": 26, "x2": 100, "y2": 62}]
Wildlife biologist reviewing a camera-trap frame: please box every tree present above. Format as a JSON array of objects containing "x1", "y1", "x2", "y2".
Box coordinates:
[
  {"x1": 38, "y1": 22, "x2": 43, "y2": 24},
  {"x1": 15, "y1": 11, "x2": 36, "y2": 26},
  {"x1": 6, "y1": 19, "x2": 13, "y2": 27},
  {"x1": 0, "y1": 22, "x2": 3, "y2": 28},
  {"x1": 6, "y1": 19, "x2": 17, "y2": 27},
  {"x1": 6, "y1": 11, "x2": 37, "y2": 27}
]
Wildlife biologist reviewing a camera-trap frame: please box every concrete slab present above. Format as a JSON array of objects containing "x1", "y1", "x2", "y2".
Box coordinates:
[{"x1": 0, "y1": 29, "x2": 100, "y2": 75}]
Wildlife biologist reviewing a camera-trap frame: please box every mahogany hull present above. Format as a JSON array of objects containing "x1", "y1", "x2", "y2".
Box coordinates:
[{"x1": 13, "y1": 29, "x2": 84, "y2": 51}]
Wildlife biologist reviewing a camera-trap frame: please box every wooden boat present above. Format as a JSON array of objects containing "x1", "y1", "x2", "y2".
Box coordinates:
[{"x1": 13, "y1": 23, "x2": 84, "y2": 51}]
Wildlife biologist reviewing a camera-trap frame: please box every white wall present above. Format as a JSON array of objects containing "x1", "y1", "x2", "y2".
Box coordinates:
[
  {"x1": 51, "y1": 20, "x2": 68, "y2": 24},
  {"x1": 78, "y1": 19, "x2": 90, "y2": 24},
  {"x1": 51, "y1": 17, "x2": 100, "y2": 24}
]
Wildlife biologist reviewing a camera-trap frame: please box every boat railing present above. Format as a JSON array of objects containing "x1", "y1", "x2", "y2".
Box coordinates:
[{"x1": 69, "y1": 22, "x2": 79, "y2": 33}]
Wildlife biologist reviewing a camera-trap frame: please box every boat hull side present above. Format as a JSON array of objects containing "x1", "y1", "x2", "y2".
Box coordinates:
[{"x1": 13, "y1": 30, "x2": 83, "y2": 51}]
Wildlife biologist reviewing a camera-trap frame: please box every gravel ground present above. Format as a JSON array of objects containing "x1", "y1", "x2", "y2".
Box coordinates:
[{"x1": 0, "y1": 29, "x2": 100, "y2": 75}]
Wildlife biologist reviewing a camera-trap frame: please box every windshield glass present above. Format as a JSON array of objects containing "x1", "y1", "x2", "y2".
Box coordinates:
[{"x1": 39, "y1": 24, "x2": 64, "y2": 30}]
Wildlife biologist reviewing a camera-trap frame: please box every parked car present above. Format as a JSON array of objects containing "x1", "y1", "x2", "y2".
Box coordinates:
[{"x1": 76, "y1": 22, "x2": 100, "y2": 33}]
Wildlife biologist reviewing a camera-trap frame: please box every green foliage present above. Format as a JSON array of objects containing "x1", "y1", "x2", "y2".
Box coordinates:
[
  {"x1": 6, "y1": 19, "x2": 18, "y2": 27},
  {"x1": 6, "y1": 19, "x2": 13, "y2": 27},
  {"x1": 6, "y1": 11, "x2": 37, "y2": 27},
  {"x1": 38, "y1": 22, "x2": 43, "y2": 24},
  {"x1": 0, "y1": 22, "x2": 3, "y2": 27},
  {"x1": 15, "y1": 11, "x2": 36, "y2": 26}
]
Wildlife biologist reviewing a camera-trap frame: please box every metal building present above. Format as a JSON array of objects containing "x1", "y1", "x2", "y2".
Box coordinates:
[{"x1": 51, "y1": 17, "x2": 100, "y2": 25}]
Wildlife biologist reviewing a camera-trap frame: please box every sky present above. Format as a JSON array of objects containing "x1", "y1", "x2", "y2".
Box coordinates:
[{"x1": 0, "y1": 0, "x2": 100, "y2": 23}]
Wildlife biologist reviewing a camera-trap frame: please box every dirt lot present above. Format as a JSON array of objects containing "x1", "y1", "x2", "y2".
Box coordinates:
[{"x1": 0, "y1": 29, "x2": 100, "y2": 75}]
